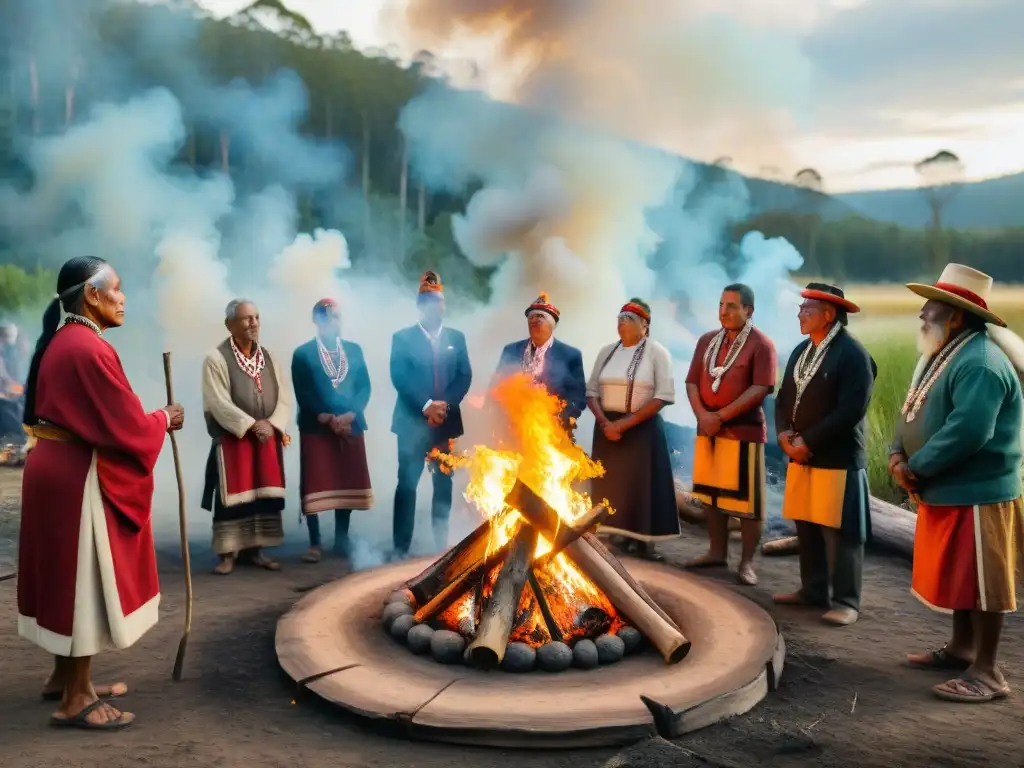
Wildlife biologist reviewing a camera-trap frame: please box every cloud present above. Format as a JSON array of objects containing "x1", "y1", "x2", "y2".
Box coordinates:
[{"x1": 806, "y1": 0, "x2": 1024, "y2": 118}]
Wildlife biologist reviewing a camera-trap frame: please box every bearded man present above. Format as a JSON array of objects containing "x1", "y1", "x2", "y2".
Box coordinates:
[
  {"x1": 774, "y1": 283, "x2": 876, "y2": 627},
  {"x1": 494, "y1": 293, "x2": 586, "y2": 434},
  {"x1": 389, "y1": 271, "x2": 472, "y2": 558},
  {"x1": 890, "y1": 264, "x2": 1023, "y2": 704},
  {"x1": 684, "y1": 283, "x2": 777, "y2": 586},
  {"x1": 201, "y1": 298, "x2": 293, "y2": 575}
]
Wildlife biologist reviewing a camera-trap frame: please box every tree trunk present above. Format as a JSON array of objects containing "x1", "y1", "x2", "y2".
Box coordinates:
[
  {"x1": 29, "y1": 54, "x2": 39, "y2": 135},
  {"x1": 187, "y1": 124, "x2": 196, "y2": 168},
  {"x1": 220, "y1": 130, "x2": 231, "y2": 176},
  {"x1": 361, "y1": 112, "x2": 371, "y2": 245},
  {"x1": 399, "y1": 135, "x2": 408, "y2": 259},
  {"x1": 418, "y1": 184, "x2": 427, "y2": 232}
]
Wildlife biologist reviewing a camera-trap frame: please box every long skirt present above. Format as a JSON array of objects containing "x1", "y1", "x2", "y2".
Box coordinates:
[
  {"x1": 691, "y1": 436, "x2": 766, "y2": 520},
  {"x1": 300, "y1": 432, "x2": 374, "y2": 515},
  {"x1": 912, "y1": 497, "x2": 1024, "y2": 613},
  {"x1": 592, "y1": 412, "x2": 681, "y2": 542},
  {"x1": 202, "y1": 444, "x2": 284, "y2": 555}
]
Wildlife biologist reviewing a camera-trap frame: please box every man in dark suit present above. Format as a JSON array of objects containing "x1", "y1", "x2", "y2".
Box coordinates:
[
  {"x1": 389, "y1": 271, "x2": 472, "y2": 558},
  {"x1": 495, "y1": 293, "x2": 586, "y2": 434}
]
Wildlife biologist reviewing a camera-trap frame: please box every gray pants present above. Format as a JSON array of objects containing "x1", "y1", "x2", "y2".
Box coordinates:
[{"x1": 795, "y1": 521, "x2": 863, "y2": 611}]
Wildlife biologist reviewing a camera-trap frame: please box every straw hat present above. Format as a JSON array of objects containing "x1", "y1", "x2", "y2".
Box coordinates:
[{"x1": 906, "y1": 263, "x2": 1005, "y2": 327}]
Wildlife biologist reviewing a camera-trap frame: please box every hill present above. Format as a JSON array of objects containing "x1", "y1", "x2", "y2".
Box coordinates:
[{"x1": 834, "y1": 172, "x2": 1024, "y2": 230}]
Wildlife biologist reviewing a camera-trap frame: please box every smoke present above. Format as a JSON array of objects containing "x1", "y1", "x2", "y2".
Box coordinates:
[
  {"x1": 394, "y1": 0, "x2": 808, "y2": 426},
  {"x1": 3, "y1": 0, "x2": 814, "y2": 565}
]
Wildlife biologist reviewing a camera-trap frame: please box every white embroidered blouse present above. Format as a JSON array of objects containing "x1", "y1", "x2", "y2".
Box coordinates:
[{"x1": 585, "y1": 338, "x2": 676, "y2": 414}]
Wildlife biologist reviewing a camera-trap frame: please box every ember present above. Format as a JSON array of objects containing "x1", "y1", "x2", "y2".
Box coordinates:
[{"x1": 381, "y1": 374, "x2": 690, "y2": 672}]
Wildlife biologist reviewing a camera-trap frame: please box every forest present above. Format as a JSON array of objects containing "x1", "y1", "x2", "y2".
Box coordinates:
[{"x1": 0, "y1": 0, "x2": 1020, "y2": 316}]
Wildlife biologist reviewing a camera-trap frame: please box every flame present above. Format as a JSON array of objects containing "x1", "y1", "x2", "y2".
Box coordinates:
[
  {"x1": 430, "y1": 372, "x2": 608, "y2": 553},
  {"x1": 429, "y1": 373, "x2": 623, "y2": 645}
]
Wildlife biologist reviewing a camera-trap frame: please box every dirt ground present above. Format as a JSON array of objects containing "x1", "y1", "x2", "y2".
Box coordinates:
[{"x1": 2, "y1": 467, "x2": 1023, "y2": 768}]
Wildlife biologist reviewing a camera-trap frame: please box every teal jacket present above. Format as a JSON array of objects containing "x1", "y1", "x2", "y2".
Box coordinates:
[{"x1": 895, "y1": 332, "x2": 1023, "y2": 506}]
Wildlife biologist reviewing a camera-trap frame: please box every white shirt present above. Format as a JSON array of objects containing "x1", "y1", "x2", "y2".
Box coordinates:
[
  {"x1": 419, "y1": 323, "x2": 444, "y2": 413},
  {"x1": 586, "y1": 338, "x2": 675, "y2": 414}
]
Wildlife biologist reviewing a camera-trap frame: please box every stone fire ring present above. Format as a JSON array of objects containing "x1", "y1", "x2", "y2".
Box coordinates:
[{"x1": 276, "y1": 556, "x2": 785, "y2": 749}]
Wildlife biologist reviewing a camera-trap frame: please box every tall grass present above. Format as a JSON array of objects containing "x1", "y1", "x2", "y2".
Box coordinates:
[
  {"x1": 849, "y1": 285, "x2": 1024, "y2": 506},
  {"x1": 862, "y1": 334, "x2": 918, "y2": 505}
]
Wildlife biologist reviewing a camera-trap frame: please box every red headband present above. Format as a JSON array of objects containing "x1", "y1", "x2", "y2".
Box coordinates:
[
  {"x1": 526, "y1": 291, "x2": 560, "y2": 322},
  {"x1": 620, "y1": 301, "x2": 650, "y2": 322}
]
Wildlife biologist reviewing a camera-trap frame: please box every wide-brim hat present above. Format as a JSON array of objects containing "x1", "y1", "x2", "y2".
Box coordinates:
[
  {"x1": 800, "y1": 282, "x2": 860, "y2": 314},
  {"x1": 906, "y1": 263, "x2": 1005, "y2": 327}
]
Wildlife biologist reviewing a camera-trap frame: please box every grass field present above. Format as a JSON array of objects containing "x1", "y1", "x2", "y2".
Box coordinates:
[{"x1": 846, "y1": 284, "x2": 1024, "y2": 505}]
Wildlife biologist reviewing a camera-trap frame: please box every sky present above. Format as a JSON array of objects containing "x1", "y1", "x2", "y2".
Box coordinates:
[{"x1": 199, "y1": 0, "x2": 1024, "y2": 193}]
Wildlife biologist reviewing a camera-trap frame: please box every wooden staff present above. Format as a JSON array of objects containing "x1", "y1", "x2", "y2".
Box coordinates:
[{"x1": 163, "y1": 352, "x2": 193, "y2": 682}]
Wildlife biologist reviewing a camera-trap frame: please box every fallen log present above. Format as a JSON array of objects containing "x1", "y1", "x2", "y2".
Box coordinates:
[
  {"x1": 676, "y1": 477, "x2": 918, "y2": 561},
  {"x1": 466, "y1": 524, "x2": 538, "y2": 669},
  {"x1": 868, "y1": 496, "x2": 916, "y2": 560}
]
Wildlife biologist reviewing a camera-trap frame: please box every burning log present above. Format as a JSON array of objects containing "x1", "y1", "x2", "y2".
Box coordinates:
[
  {"x1": 507, "y1": 478, "x2": 690, "y2": 664},
  {"x1": 414, "y1": 539, "x2": 516, "y2": 624},
  {"x1": 466, "y1": 524, "x2": 539, "y2": 669},
  {"x1": 406, "y1": 515, "x2": 498, "y2": 605},
  {"x1": 539, "y1": 504, "x2": 612, "y2": 564},
  {"x1": 564, "y1": 536, "x2": 690, "y2": 664}
]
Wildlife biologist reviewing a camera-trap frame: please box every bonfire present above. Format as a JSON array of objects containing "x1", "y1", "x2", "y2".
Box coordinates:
[{"x1": 381, "y1": 374, "x2": 689, "y2": 672}]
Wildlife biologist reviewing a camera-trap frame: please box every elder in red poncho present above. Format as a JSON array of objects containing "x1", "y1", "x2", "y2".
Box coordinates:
[{"x1": 18, "y1": 255, "x2": 184, "y2": 730}]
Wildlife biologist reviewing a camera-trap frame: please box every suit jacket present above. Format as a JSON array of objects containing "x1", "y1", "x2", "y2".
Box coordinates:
[
  {"x1": 390, "y1": 324, "x2": 472, "y2": 442},
  {"x1": 496, "y1": 338, "x2": 587, "y2": 426},
  {"x1": 775, "y1": 328, "x2": 877, "y2": 470}
]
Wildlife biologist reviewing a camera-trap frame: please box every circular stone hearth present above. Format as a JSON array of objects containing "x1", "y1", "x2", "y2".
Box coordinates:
[{"x1": 276, "y1": 557, "x2": 785, "y2": 749}]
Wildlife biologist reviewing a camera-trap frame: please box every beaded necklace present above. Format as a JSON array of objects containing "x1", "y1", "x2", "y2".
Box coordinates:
[
  {"x1": 703, "y1": 320, "x2": 753, "y2": 393},
  {"x1": 316, "y1": 336, "x2": 349, "y2": 388},
  {"x1": 791, "y1": 321, "x2": 842, "y2": 421},
  {"x1": 901, "y1": 330, "x2": 977, "y2": 423},
  {"x1": 230, "y1": 337, "x2": 265, "y2": 393},
  {"x1": 597, "y1": 338, "x2": 648, "y2": 413},
  {"x1": 64, "y1": 313, "x2": 102, "y2": 336}
]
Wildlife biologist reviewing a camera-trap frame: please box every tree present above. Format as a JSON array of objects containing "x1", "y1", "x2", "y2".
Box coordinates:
[
  {"x1": 915, "y1": 149, "x2": 964, "y2": 272},
  {"x1": 793, "y1": 167, "x2": 825, "y2": 278}
]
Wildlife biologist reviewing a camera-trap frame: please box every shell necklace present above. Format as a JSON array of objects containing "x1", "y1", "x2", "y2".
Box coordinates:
[
  {"x1": 317, "y1": 336, "x2": 349, "y2": 388},
  {"x1": 230, "y1": 337, "x2": 265, "y2": 393},
  {"x1": 64, "y1": 313, "x2": 102, "y2": 336},
  {"x1": 703, "y1": 320, "x2": 753, "y2": 393},
  {"x1": 791, "y1": 321, "x2": 842, "y2": 420},
  {"x1": 901, "y1": 330, "x2": 977, "y2": 423}
]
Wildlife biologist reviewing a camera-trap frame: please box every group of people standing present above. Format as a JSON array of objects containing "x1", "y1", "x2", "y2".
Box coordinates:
[
  {"x1": 198, "y1": 269, "x2": 683, "y2": 571},
  {"x1": 12, "y1": 255, "x2": 1024, "y2": 730},
  {"x1": 686, "y1": 264, "x2": 1023, "y2": 705}
]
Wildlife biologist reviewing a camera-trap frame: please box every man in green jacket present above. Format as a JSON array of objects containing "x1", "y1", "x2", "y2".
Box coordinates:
[{"x1": 889, "y1": 263, "x2": 1024, "y2": 704}]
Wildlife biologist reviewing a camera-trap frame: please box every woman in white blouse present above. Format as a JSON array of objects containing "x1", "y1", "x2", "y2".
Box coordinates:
[{"x1": 586, "y1": 298, "x2": 681, "y2": 560}]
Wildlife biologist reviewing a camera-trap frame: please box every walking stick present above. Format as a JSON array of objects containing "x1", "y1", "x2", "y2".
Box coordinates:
[{"x1": 163, "y1": 352, "x2": 193, "y2": 682}]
